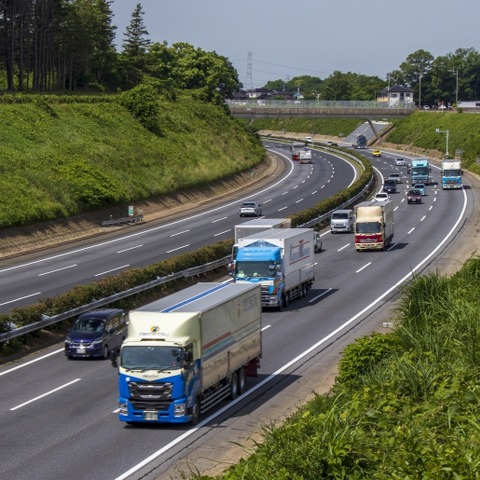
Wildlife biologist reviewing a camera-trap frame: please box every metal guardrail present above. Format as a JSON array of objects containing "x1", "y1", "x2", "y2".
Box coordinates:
[
  {"x1": 0, "y1": 256, "x2": 231, "y2": 343},
  {"x1": 101, "y1": 214, "x2": 144, "y2": 227}
]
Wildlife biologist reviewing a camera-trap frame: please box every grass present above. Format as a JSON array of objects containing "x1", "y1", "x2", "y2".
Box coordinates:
[{"x1": 0, "y1": 95, "x2": 265, "y2": 227}]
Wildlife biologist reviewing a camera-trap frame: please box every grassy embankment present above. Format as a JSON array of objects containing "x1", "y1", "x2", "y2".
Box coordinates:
[
  {"x1": 0, "y1": 94, "x2": 265, "y2": 228},
  {"x1": 245, "y1": 112, "x2": 480, "y2": 176}
]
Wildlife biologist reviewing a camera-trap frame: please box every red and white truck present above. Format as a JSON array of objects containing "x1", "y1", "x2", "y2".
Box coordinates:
[{"x1": 354, "y1": 200, "x2": 394, "y2": 251}]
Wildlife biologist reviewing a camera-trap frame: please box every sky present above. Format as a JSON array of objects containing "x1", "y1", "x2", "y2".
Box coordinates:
[{"x1": 109, "y1": 0, "x2": 480, "y2": 89}]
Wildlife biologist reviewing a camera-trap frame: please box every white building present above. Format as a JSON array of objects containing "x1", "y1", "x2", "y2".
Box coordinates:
[{"x1": 377, "y1": 85, "x2": 415, "y2": 106}]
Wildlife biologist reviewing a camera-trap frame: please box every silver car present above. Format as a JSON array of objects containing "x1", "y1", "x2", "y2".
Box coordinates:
[{"x1": 239, "y1": 201, "x2": 262, "y2": 217}]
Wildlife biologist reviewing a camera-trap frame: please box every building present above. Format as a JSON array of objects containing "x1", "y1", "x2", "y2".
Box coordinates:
[{"x1": 377, "y1": 85, "x2": 414, "y2": 106}]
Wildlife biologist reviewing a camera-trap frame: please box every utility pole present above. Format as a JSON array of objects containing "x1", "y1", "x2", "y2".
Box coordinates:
[{"x1": 452, "y1": 68, "x2": 459, "y2": 106}]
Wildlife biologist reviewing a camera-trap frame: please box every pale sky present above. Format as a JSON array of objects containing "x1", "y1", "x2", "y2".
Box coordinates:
[{"x1": 110, "y1": 0, "x2": 479, "y2": 88}]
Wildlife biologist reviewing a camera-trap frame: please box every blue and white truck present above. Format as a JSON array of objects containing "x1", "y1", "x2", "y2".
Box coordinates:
[
  {"x1": 441, "y1": 160, "x2": 463, "y2": 189},
  {"x1": 114, "y1": 282, "x2": 262, "y2": 425},
  {"x1": 232, "y1": 228, "x2": 316, "y2": 309}
]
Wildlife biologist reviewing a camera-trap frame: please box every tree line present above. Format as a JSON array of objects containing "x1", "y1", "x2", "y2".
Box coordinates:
[
  {"x1": 0, "y1": 1, "x2": 240, "y2": 103},
  {"x1": 1, "y1": 2, "x2": 479, "y2": 107}
]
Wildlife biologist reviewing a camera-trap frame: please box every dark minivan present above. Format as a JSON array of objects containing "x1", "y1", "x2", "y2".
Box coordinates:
[{"x1": 65, "y1": 309, "x2": 127, "y2": 359}]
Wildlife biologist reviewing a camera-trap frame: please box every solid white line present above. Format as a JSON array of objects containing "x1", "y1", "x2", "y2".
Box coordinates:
[
  {"x1": 0, "y1": 292, "x2": 41, "y2": 307},
  {"x1": 94, "y1": 265, "x2": 129, "y2": 277},
  {"x1": 171, "y1": 230, "x2": 190, "y2": 237},
  {"x1": 356, "y1": 262, "x2": 371, "y2": 273},
  {"x1": 38, "y1": 264, "x2": 78, "y2": 277},
  {"x1": 10, "y1": 378, "x2": 81, "y2": 410},
  {"x1": 117, "y1": 245, "x2": 143, "y2": 254}
]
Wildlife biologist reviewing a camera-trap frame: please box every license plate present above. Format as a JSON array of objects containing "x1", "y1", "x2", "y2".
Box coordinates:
[
  {"x1": 144, "y1": 411, "x2": 157, "y2": 421},
  {"x1": 76, "y1": 348, "x2": 86, "y2": 354},
  {"x1": 360, "y1": 239, "x2": 371, "y2": 243}
]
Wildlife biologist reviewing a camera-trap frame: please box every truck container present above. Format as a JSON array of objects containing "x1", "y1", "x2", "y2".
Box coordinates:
[
  {"x1": 441, "y1": 160, "x2": 463, "y2": 189},
  {"x1": 114, "y1": 282, "x2": 262, "y2": 425},
  {"x1": 354, "y1": 200, "x2": 394, "y2": 251},
  {"x1": 355, "y1": 134, "x2": 367, "y2": 149},
  {"x1": 232, "y1": 228, "x2": 315, "y2": 309},
  {"x1": 299, "y1": 149, "x2": 312, "y2": 164}
]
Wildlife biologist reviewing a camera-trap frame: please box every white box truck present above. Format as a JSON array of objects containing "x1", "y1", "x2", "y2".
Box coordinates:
[
  {"x1": 354, "y1": 200, "x2": 394, "y2": 251},
  {"x1": 232, "y1": 228, "x2": 316, "y2": 309},
  {"x1": 441, "y1": 160, "x2": 463, "y2": 189},
  {"x1": 114, "y1": 282, "x2": 262, "y2": 425}
]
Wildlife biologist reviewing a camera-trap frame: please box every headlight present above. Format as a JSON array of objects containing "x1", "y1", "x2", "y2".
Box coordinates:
[
  {"x1": 174, "y1": 403, "x2": 186, "y2": 417},
  {"x1": 65, "y1": 338, "x2": 73, "y2": 345},
  {"x1": 91, "y1": 338, "x2": 103, "y2": 345}
]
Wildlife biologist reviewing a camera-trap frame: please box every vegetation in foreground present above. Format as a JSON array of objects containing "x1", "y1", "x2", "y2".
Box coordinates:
[{"x1": 194, "y1": 257, "x2": 480, "y2": 479}]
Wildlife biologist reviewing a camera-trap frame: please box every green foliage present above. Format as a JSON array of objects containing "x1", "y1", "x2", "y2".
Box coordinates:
[
  {"x1": 0, "y1": 95, "x2": 264, "y2": 227},
  {"x1": 118, "y1": 83, "x2": 160, "y2": 132}
]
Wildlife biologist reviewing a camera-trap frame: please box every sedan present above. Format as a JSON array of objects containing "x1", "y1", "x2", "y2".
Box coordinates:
[
  {"x1": 407, "y1": 189, "x2": 422, "y2": 204},
  {"x1": 413, "y1": 183, "x2": 427, "y2": 196},
  {"x1": 372, "y1": 150, "x2": 382, "y2": 157},
  {"x1": 373, "y1": 192, "x2": 390, "y2": 202},
  {"x1": 239, "y1": 201, "x2": 263, "y2": 217},
  {"x1": 395, "y1": 158, "x2": 406, "y2": 166}
]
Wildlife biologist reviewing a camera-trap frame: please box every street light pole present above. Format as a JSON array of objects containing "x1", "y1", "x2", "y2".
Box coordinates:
[
  {"x1": 452, "y1": 68, "x2": 459, "y2": 106},
  {"x1": 419, "y1": 74, "x2": 422, "y2": 108},
  {"x1": 436, "y1": 128, "x2": 449, "y2": 158}
]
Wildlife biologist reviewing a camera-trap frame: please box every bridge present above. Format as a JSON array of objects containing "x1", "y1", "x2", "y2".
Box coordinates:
[{"x1": 227, "y1": 100, "x2": 415, "y2": 119}]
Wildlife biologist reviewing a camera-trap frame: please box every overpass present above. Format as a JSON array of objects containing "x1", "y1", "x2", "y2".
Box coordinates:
[{"x1": 227, "y1": 99, "x2": 415, "y2": 119}]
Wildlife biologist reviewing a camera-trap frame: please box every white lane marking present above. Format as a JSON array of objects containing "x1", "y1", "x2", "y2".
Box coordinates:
[
  {"x1": 171, "y1": 230, "x2": 190, "y2": 237},
  {"x1": 38, "y1": 264, "x2": 77, "y2": 277},
  {"x1": 0, "y1": 348, "x2": 64, "y2": 376},
  {"x1": 263, "y1": 198, "x2": 273, "y2": 204},
  {"x1": 10, "y1": 378, "x2": 81, "y2": 411},
  {"x1": 408, "y1": 227, "x2": 415, "y2": 234},
  {"x1": 420, "y1": 215, "x2": 426, "y2": 222},
  {"x1": 214, "y1": 230, "x2": 231, "y2": 237},
  {"x1": 166, "y1": 245, "x2": 189, "y2": 254},
  {"x1": 394, "y1": 206, "x2": 399, "y2": 212},
  {"x1": 338, "y1": 244, "x2": 350, "y2": 252},
  {"x1": 281, "y1": 191, "x2": 289, "y2": 195},
  {"x1": 311, "y1": 190, "x2": 318, "y2": 195},
  {"x1": 94, "y1": 265, "x2": 129, "y2": 277},
  {"x1": 309, "y1": 288, "x2": 333, "y2": 303},
  {"x1": 429, "y1": 206, "x2": 433, "y2": 211},
  {"x1": 0, "y1": 292, "x2": 42, "y2": 307},
  {"x1": 293, "y1": 185, "x2": 298, "y2": 189},
  {"x1": 261, "y1": 325, "x2": 271, "y2": 331},
  {"x1": 295, "y1": 198, "x2": 304, "y2": 204},
  {"x1": 356, "y1": 262, "x2": 371, "y2": 273},
  {"x1": 117, "y1": 245, "x2": 143, "y2": 254},
  {"x1": 277, "y1": 207, "x2": 288, "y2": 212},
  {"x1": 212, "y1": 217, "x2": 228, "y2": 223}
]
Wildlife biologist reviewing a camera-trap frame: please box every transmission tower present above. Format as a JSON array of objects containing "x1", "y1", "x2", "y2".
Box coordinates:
[{"x1": 245, "y1": 51, "x2": 253, "y2": 92}]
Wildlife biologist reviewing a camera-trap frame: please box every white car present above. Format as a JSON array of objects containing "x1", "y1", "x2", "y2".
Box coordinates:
[
  {"x1": 239, "y1": 201, "x2": 263, "y2": 217},
  {"x1": 373, "y1": 192, "x2": 390, "y2": 202},
  {"x1": 395, "y1": 158, "x2": 406, "y2": 166}
]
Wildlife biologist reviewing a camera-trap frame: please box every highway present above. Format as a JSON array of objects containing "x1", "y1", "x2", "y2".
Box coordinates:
[
  {"x1": 0, "y1": 142, "x2": 354, "y2": 312},
  {"x1": 0, "y1": 145, "x2": 473, "y2": 480}
]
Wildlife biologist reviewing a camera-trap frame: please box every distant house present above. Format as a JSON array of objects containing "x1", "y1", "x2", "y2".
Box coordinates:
[
  {"x1": 377, "y1": 85, "x2": 414, "y2": 106},
  {"x1": 458, "y1": 100, "x2": 480, "y2": 111}
]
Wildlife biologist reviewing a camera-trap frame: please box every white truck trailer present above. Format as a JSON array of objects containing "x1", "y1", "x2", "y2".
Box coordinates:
[
  {"x1": 234, "y1": 218, "x2": 291, "y2": 243},
  {"x1": 114, "y1": 282, "x2": 262, "y2": 425},
  {"x1": 354, "y1": 200, "x2": 394, "y2": 251},
  {"x1": 232, "y1": 228, "x2": 316, "y2": 309}
]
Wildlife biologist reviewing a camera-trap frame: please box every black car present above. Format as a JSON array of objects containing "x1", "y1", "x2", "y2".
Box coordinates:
[
  {"x1": 407, "y1": 189, "x2": 422, "y2": 204},
  {"x1": 383, "y1": 179, "x2": 397, "y2": 193},
  {"x1": 65, "y1": 309, "x2": 127, "y2": 359}
]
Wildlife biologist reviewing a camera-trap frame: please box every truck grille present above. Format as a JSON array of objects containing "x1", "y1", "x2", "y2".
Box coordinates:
[{"x1": 129, "y1": 381, "x2": 173, "y2": 410}]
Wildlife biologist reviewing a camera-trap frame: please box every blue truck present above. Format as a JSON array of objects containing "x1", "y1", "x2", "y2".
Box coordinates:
[
  {"x1": 232, "y1": 228, "x2": 316, "y2": 309},
  {"x1": 114, "y1": 282, "x2": 262, "y2": 425},
  {"x1": 441, "y1": 160, "x2": 463, "y2": 189}
]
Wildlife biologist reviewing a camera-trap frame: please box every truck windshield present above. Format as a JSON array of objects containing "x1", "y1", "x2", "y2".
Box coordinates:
[
  {"x1": 411, "y1": 167, "x2": 429, "y2": 176},
  {"x1": 356, "y1": 222, "x2": 381, "y2": 234},
  {"x1": 443, "y1": 169, "x2": 462, "y2": 176},
  {"x1": 121, "y1": 346, "x2": 182, "y2": 370},
  {"x1": 235, "y1": 261, "x2": 273, "y2": 279}
]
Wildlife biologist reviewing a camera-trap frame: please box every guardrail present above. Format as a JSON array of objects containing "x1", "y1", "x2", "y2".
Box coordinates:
[
  {"x1": 101, "y1": 214, "x2": 144, "y2": 227},
  {"x1": 0, "y1": 256, "x2": 230, "y2": 343}
]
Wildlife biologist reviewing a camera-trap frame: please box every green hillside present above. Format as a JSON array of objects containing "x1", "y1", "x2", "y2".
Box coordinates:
[
  {"x1": 0, "y1": 94, "x2": 264, "y2": 228},
  {"x1": 246, "y1": 112, "x2": 480, "y2": 176}
]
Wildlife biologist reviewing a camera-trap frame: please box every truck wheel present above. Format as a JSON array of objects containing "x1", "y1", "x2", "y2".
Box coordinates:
[
  {"x1": 230, "y1": 372, "x2": 239, "y2": 400},
  {"x1": 191, "y1": 398, "x2": 201, "y2": 425},
  {"x1": 282, "y1": 292, "x2": 289, "y2": 309},
  {"x1": 237, "y1": 368, "x2": 247, "y2": 394}
]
